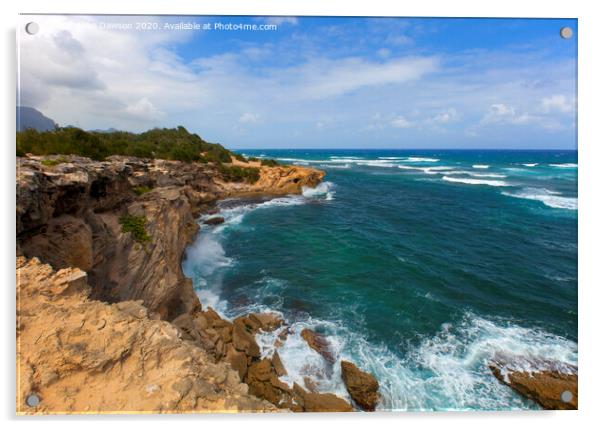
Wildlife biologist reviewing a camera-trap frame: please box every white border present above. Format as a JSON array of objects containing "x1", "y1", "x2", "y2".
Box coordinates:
[{"x1": 2, "y1": 1, "x2": 601, "y2": 428}]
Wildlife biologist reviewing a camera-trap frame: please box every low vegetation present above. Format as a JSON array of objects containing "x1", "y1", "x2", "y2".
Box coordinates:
[
  {"x1": 119, "y1": 214, "x2": 151, "y2": 243},
  {"x1": 260, "y1": 158, "x2": 280, "y2": 167},
  {"x1": 16, "y1": 126, "x2": 234, "y2": 163},
  {"x1": 218, "y1": 164, "x2": 260, "y2": 183},
  {"x1": 133, "y1": 185, "x2": 153, "y2": 196},
  {"x1": 40, "y1": 156, "x2": 69, "y2": 167}
]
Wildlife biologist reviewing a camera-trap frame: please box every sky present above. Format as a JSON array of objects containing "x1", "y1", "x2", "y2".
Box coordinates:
[{"x1": 18, "y1": 15, "x2": 577, "y2": 149}]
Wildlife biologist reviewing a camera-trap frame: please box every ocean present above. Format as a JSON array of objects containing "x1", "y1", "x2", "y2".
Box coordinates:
[{"x1": 182, "y1": 149, "x2": 578, "y2": 411}]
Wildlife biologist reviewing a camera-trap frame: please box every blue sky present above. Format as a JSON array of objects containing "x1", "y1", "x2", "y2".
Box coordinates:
[{"x1": 18, "y1": 15, "x2": 577, "y2": 149}]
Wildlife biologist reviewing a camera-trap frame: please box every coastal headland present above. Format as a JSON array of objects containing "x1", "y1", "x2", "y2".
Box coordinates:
[{"x1": 16, "y1": 129, "x2": 576, "y2": 413}]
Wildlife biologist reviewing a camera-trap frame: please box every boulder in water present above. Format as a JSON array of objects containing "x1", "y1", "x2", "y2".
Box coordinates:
[
  {"x1": 489, "y1": 357, "x2": 578, "y2": 410},
  {"x1": 300, "y1": 329, "x2": 336, "y2": 363},
  {"x1": 203, "y1": 216, "x2": 225, "y2": 225},
  {"x1": 340, "y1": 360, "x2": 380, "y2": 411}
]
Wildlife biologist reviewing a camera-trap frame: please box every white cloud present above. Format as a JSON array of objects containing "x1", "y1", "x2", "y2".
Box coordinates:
[
  {"x1": 239, "y1": 112, "x2": 259, "y2": 123},
  {"x1": 284, "y1": 56, "x2": 439, "y2": 100},
  {"x1": 125, "y1": 98, "x2": 164, "y2": 120},
  {"x1": 481, "y1": 104, "x2": 532, "y2": 125},
  {"x1": 541, "y1": 95, "x2": 574, "y2": 113},
  {"x1": 390, "y1": 115, "x2": 412, "y2": 128},
  {"x1": 430, "y1": 108, "x2": 460, "y2": 124}
]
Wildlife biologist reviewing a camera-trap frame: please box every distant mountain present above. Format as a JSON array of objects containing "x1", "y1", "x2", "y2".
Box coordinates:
[{"x1": 17, "y1": 106, "x2": 57, "y2": 132}]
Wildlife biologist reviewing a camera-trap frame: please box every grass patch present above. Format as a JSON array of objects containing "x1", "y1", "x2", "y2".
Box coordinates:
[
  {"x1": 133, "y1": 185, "x2": 153, "y2": 196},
  {"x1": 119, "y1": 214, "x2": 151, "y2": 243},
  {"x1": 40, "y1": 156, "x2": 69, "y2": 167}
]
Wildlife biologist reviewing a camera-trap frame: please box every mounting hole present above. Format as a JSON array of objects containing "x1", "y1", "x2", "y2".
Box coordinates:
[
  {"x1": 25, "y1": 22, "x2": 39, "y2": 35},
  {"x1": 560, "y1": 390, "x2": 573, "y2": 403},
  {"x1": 560, "y1": 27, "x2": 573, "y2": 39},
  {"x1": 26, "y1": 393, "x2": 40, "y2": 407}
]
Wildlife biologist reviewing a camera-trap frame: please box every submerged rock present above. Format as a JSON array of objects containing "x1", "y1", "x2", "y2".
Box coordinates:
[
  {"x1": 203, "y1": 216, "x2": 225, "y2": 225},
  {"x1": 340, "y1": 361, "x2": 380, "y2": 411},
  {"x1": 300, "y1": 329, "x2": 336, "y2": 363},
  {"x1": 489, "y1": 358, "x2": 578, "y2": 410}
]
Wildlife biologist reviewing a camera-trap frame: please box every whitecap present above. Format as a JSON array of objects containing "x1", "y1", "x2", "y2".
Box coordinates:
[
  {"x1": 320, "y1": 163, "x2": 350, "y2": 169},
  {"x1": 502, "y1": 188, "x2": 577, "y2": 210},
  {"x1": 442, "y1": 176, "x2": 509, "y2": 187},
  {"x1": 398, "y1": 165, "x2": 456, "y2": 175},
  {"x1": 549, "y1": 163, "x2": 578, "y2": 168},
  {"x1": 406, "y1": 157, "x2": 439, "y2": 162},
  {"x1": 522, "y1": 163, "x2": 538, "y2": 167},
  {"x1": 472, "y1": 164, "x2": 490, "y2": 169},
  {"x1": 356, "y1": 161, "x2": 397, "y2": 168},
  {"x1": 446, "y1": 171, "x2": 507, "y2": 179}
]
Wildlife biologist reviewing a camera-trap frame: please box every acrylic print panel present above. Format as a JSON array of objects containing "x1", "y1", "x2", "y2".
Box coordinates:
[{"x1": 16, "y1": 14, "x2": 577, "y2": 414}]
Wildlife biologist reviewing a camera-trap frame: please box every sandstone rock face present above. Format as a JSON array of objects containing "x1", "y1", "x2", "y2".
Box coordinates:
[
  {"x1": 303, "y1": 392, "x2": 354, "y2": 412},
  {"x1": 220, "y1": 165, "x2": 325, "y2": 196},
  {"x1": 300, "y1": 329, "x2": 336, "y2": 363},
  {"x1": 16, "y1": 257, "x2": 277, "y2": 414},
  {"x1": 16, "y1": 155, "x2": 373, "y2": 413},
  {"x1": 17, "y1": 155, "x2": 323, "y2": 320},
  {"x1": 490, "y1": 362, "x2": 578, "y2": 410},
  {"x1": 340, "y1": 361, "x2": 380, "y2": 411}
]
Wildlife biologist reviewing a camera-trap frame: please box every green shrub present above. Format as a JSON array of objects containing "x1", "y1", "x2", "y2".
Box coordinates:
[
  {"x1": 260, "y1": 158, "x2": 280, "y2": 167},
  {"x1": 218, "y1": 164, "x2": 260, "y2": 183},
  {"x1": 119, "y1": 214, "x2": 151, "y2": 243},
  {"x1": 133, "y1": 185, "x2": 153, "y2": 196},
  {"x1": 16, "y1": 126, "x2": 235, "y2": 164},
  {"x1": 233, "y1": 153, "x2": 247, "y2": 162}
]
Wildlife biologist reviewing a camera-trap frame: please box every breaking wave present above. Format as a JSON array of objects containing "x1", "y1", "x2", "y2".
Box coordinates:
[
  {"x1": 502, "y1": 188, "x2": 577, "y2": 210},
  {"x1": 442, "y1": 176, "x2": 510, "y2": 187},
  {"x1": 549, "y1": 163, "x2": 578, "y2": 168}
]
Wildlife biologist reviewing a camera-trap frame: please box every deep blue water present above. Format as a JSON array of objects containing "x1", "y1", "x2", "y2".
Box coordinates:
[{"x1": 183, "y1": 149, "x2": 577, "y2": 411}]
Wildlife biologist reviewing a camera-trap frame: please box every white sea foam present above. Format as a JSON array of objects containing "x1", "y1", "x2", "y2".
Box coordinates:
[
  {"x1": 302, "y1": 181, "x2": 336, "y2": 200},
  {"x1": 182, "y1": 233, "x2": 233, "y2": 315},
  {"x1": 320, "y1": 163, "x2": 350, "y2": 169},
  {"x1": 522, "y1": 163, "x2": 538, "y2": 167},
  {"x1": 253, "y1": 311, "x2": 577, "y2": 411},
  {"x1": 406, "y1": 157, "x2": 440, "y2": 162},
  {"x1": 446, "y1": 171, "x2": 507, "y2": 179},
  {"x1": 442, "y1": 176, "x2": 509, "y2": 187},
  {"x1": 356, "y1": 161, "x2": 397, "y2": 168},
  {"x1": 397, "y1": 165, "x2": 455, "y2": 175},
  {"x1": 549, "y1": 163, "x2": 578, "y2": 168},
  {"x1": 472, "y1": 164, "x2": 490, "y2": 169},
  {"x1": 502, "y1": 188, "x2": 577, "y2": 210}
]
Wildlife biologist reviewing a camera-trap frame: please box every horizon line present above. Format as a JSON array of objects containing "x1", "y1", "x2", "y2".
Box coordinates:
[{"x1": 230, "y1": 147, "x2": 578, "y2": 151}]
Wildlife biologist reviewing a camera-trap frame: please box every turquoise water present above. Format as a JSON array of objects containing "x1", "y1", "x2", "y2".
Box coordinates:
[{"x1": 183, "y1": 150, "x2": 577, "y2": 411}]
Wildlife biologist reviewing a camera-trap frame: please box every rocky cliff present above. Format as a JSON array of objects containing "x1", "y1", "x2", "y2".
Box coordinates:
[
  {"x1": 17, "y1": 154, "x2": 370, "y2": 414},
  {"x1": 17, "y1": 155, "x2": 324, "y2": 320},
  {"x1": 16, "y1": 257, "x2": 277, "y2": 414}
]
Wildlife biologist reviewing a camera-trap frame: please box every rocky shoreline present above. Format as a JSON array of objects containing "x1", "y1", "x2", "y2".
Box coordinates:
[
  {"x1": 16, "y1": 154, "x2": 577, "y2": 413},
  {"x1": 16, "y1": 154, "x2": 377, "y2": 414}
]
